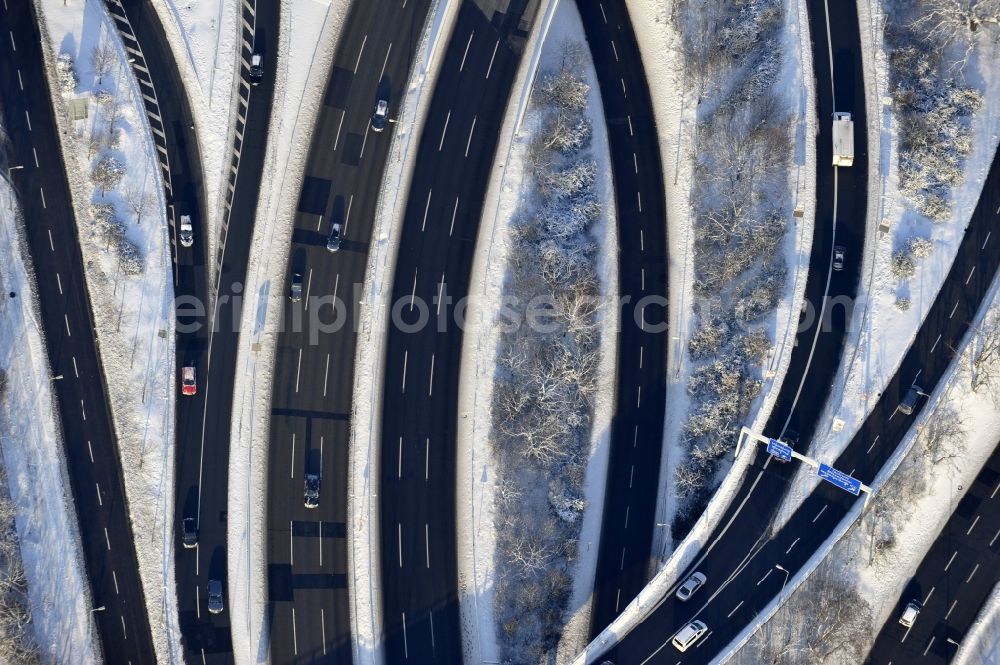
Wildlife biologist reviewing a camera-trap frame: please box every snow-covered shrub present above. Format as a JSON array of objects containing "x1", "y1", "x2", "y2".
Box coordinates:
[
  {"x1": 55, "y1": 53, "x2": 77, "y2": 93},
  {"x1": 0, "y1": 476, "x2": 37, "y2": 663},
  {"x1": 895, "y1": 295, "x2": 912, "y2": 311},
  {"x1": 91, "y1": 202, "x2": 125, "y2": 248},
  {"x1": 908, "y1": 235, "x2": 934, "y2": 259},
  {"x1": 889, "y1": 248, "x2": 916, "y2": 279},
  {"x1": 90, "y1": 154, "x2": 125, "y2": 194},
  {"x1": 887, "y1": 23, "x2": 983, "y2": 222},
  {"x1": 118, "y1": 238, "x2": 145, "y2": 276}
]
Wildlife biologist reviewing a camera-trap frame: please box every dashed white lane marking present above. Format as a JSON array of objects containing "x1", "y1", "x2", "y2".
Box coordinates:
[
  {"x1": 923, "y1": 586, "x2": 935, "y2": 604},
  {"x1": 428, "y1": 353, "x2": 436, "y2": 396},
  {"x1": 56, "y1": 273, "x2": 63, "y2": 294},
  {"x1": 620, "y1": 77, "x2": 627, "y2": 98},
  {"x1": 398, "y1": 436, "x2": 403, "y2": 479},
  {"x1": 449, "y1": 196, "x2": 459, "y2": 236},
  {"x1": 323, "y1": 353, "x2": 330, "y2": 397},
  {"x1": 486, "y1": 40, "x2": 499, "y2": 79},
  {"x1": 319, "y1": 520, "x2": 324, "y2": 567},
  {"x1": 611, "y1": 40, "x2": 619, "y2": 61},
  {"x1": 866, "y1": 434, "x2": 880, "y2": 454},
  {"x1": 421, "y1": 189, "x2": 432, "y2": 232},
  {"x1": 16, "y1": 68, "x2": 23, "y2": 90},
  {"x1": 629, "y1": 465, "x2": 634, "y2": 488},
  {"x1": 80, "y1": 400, "x2": 86, "y2": 421},
  {"x1": 87, "y1": 440, "x2": 94, "y2": 463},
  {"x1": 333, "y1": 110, "x2": 345, "y2": 151},
  {"x1": 353, "y1": 34, "x2": 367, "y2": 74},
  {"x1": 425, "y1": 437, "x2": 430, "y2": 481},
  {"x1": 639, "y1": 345, "x2": 643, "y2": 369},
  {"x1": 401, "y1": 611, "x2": 410, "y2": 659},
  {"x1": 95, "y1": 483, "x2": 103, "y2": 506},
  {"x1": 727, "y1": 600, "x2": 744, "y2": 617},
  {"x1": 24, "y1": 109, "x2": 31, "y2": 131},
  {"x1": 950, "y1": 300, "x2": 960, "y2": 319},
  {"x1": 923, "y1": 635, "x2": 935, "y2": 656},
  {"x1": 429, "y1": 610, "x2": 437, "y2": 649},
  {"x1": 633, "y1": 152, "x2": 638, "y2": 173},
  {"x1": 120, "y1": 616, "x2": 127, "y2": 640},
  {"x1": 294, "y1": 348, "x2": 302, "y2": 393},
  {"x1": 641, "y1": 267, "x2": 645, "y2": 291},
  {"x1": 757, "y1": 569, "x2": 772, "y2": 585},
  {"x1": 465, "y1": 115, "x2": 477, "y2": 158},
  {"x1": 398, "y1": 522, "x2": 404, "y2": 567},
  {"x1": 619, "y1": 547, "x2": 626, "y2": 570},
  {"x1": 615, "y1": 587, "x2": 621, "y2": 612},
  {"x1": 967, "y1": 515, "x2": 981, "y2": 536},
  {"x1": 290, "y1": 433, "x2": 296, "y2": 479},
  {"x1": 104, "y1": 527, "x2": 111, "y2": 550},
  {"x1": 785, "y1": 537, "x2": 800, "y2": 554},
  {"x1": 343, "y1": 194, "x2": 355, "y2": 234},
  {"x1": 196, "y1": 586, "x2": 201, "y2": 619},
  {"x1": 402, "y1": 350, "x2": 409, "y2": 393},
  {"x1": 290, "y1": 520, "x2": 294, "y2": 565},
  {"x1": 944, "y1": 550, "x2": 957, "y2": 572},
  {"x1": 304, "y1": 269, "x2": 314, "y2": 310},
  {"x1": 992, "y1": 526, "x2": 1000, "y2": 548},
  {"x1": 636, "y1": 385, "x2": 641, "y2": 408},
  {"x1": 627, "y1": 115, "x2": 634, "y2": 136},
  {"x1": 321, "y1": 608, "x2": 328, "y2": 655},
  {"x1": 640, "y1": 229, "x2": 644, "y2": 251},
  {"x1": 599, "y1": 2, "x2": 607, "y2": 23},
  {"x1": 292, "y1": 607, "x2": 299, "y2": 655},
  {"x1": 112, "y1": 569, "x2": 119, "y2": 594},
  {"x1": 438, "y1": 110, "x2": 451, "y2": 150},
  {"x1": 409, "y1": 268, "x2": 418, "y2": 310},
  {"x1": 32, "y1": 147, "x2": 38, "y2": 167},
  {"x1": 8, "y1": 30, "x2": 15, "y2": 51},
  {"x1": 436, "y1": 273, "x2": 446, "y2": 315},
  {"x1": 966, "y1": 266, "x2": 976, "y2": 285},
  {"x1": 39, "y1": 186, "x2": 46, "y2": 208},
  {"x1": 47, "y1": 229, "x2": 54, "y2": 251},
  {"x1": 931, "y1": 333, "x2": 942, "y2": 354},
  {"x1": 983, "y1": 231, "x2": 991, "y2": 249},
  {"x1": 945, "y1": 599, "x2": 958, "y2": 621},
  {"x1": 379, "y1": 43, "x2": 393, "y2": 81},
  {"x1": 459, "y1": 31, "x2": 474, "y2": 71},
  {"x1": 425, "y1": 523, "x2": 431, "y2": 568},
  {"x1": 637, "y1": 190, "x2": 642, "y2": 212},
  {"x1": 623, "y1": 505, "x2": 631, "y2": 529}
]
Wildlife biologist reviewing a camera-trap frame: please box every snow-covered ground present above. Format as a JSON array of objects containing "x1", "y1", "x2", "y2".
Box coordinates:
[
  {"x1": 955, "y1": 586, "x2": 1000, "y2": 665},
  {"x1": 773, "y1": 0, "x2": 1000, "y2": 530},
  {"x1": 223, "y1": 0, "x2": 348, "y2": 661},
  {"x1": 729, "y1": 267, "x2": 1000, "y2": 664},
  {"x1": 454, "y1": 0, "x2": 620, "y2": 661},
  {"x1": 0, "y1": 172, "x2": 96, "y2": 664},
  {"x1": 150, "y1": 0, "x2": 241, "y2": 279},
  {"x1": 34, "y1": 0, "x2": 179, "y2": 659}
]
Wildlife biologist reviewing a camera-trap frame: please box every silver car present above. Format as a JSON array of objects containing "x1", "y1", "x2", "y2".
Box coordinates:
[
  {"x1": 207, "y1": 579, "x2": 224, "y2": 614},
  {"x1": 326, "y1": 223, "x2": 342, "y2": 252},
  {"x1": 304, "y1": 473, "x2": 320, "y2": 509},
  {"x1": 675, "y1": 571, "x2": 707, "y2": 601}
]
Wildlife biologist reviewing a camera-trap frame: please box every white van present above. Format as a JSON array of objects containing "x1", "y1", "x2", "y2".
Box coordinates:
[{"x1": 672, "y1": 620, "x2": 708, "y2": 652}]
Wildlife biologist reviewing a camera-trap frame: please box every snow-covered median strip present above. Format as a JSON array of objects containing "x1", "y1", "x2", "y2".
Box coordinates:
[
  {"x1": 0, "y1": 169, "x2": 97, "y2": 663},
  {"x1": 35, "y1": 0, "x2": 178, "y2": 659}
]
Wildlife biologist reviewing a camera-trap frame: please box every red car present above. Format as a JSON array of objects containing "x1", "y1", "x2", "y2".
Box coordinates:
[{"x1": 181, "y1": 366, "x2": 197, "y2": 396}]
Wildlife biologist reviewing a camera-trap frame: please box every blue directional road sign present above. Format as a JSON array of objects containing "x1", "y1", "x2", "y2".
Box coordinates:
[
  {"x1": 817, "y1": 463, "x2": 862, "y2": 495},
  {"x1": 766, "y1": 438, "x2": 792, "y2": 462}
]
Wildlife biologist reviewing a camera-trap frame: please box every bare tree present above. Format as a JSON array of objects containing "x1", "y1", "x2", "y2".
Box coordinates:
[
  {"x1": 911, "y1": 0, "x2": 1000, "y2": 67},
  {"x1": 968, "y1": 307, "x2": 1000, "y2": 400},
  {"x1": 90, "y1": 42, "x2": 116, "y2": 85},
  {"x1": 124, "y1": 184, "x2": 154, "y2": 225},
  {"x1": 90, "y1": 154, "x2": 125, "y2": 195},
  {"x1": 921, "y1": 404, "x2": 968, "y2": 466}
]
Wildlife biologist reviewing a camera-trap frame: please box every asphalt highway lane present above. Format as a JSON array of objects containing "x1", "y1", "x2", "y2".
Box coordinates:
[
  {"x1": 264, "y1": 1, "x2": 432, "y2": 662},
  {"x1": 866, "y1": 440, "x2": 1000, "y2": 664},
  {"x1": 575, "y1": 0, "x2": 671, "y2": 640},
  {"x1": 0, "y1": 1, "x2": 154, "y2": 660},
  {"x1": 377, "y1": 1, "x2": 538, "y2": 662}
]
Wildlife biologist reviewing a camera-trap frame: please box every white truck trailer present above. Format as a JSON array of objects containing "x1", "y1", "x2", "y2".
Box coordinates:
[{"x1": 832, "y1": 112, "x2": 854, "y2": 167}]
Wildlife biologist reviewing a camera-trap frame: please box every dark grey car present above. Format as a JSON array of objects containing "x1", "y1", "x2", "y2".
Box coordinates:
[
  {"x1": 304, "y1": 473, "x2": 320, "y2": 508},
  {"x1": 181, "y1": 518, "x2": 197, "y2": 549},
  {"x1": 207, "y1": 579, "x2": 224, "y2": 614}
]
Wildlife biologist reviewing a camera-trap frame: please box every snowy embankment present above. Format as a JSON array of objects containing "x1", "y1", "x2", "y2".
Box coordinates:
[
  {"x1": 729, "y1": 268, "x2": 1000, "y2": 665},
  {"x1": 35, "y1": 0, "x2": 178, "y2": 659},
  {"x1": 773, "y1": 0, "x2": 1000, "y2": 531},
  {"x1": 149, "y1": 0, "x2": 240, "y2": 278},
  {"x1": 955, "y1": 586, "x2": 1000, "y2": 665},
  {"x1": 456, "y1": 0, "x2": 618, "y2": 662},
  {"x1": 0, "y1": 173, "x2": 96, "y2": 663},
  {"x1": 224, "y1": 0, "x2": 347, "y2": 661}
]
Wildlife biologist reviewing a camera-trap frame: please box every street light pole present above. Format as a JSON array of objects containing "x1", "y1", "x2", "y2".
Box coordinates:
[
  {"x1": 6, "y1": 165, "x2": 23, "y2": 180},
  {"x1": 775, "y1": 564, "x2": 791, "y2": 599}
]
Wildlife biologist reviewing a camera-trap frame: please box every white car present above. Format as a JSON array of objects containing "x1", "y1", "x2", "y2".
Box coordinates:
[
  {"x1": 371, "y1": 99, "x2": 388, "y2": 132},
  {"x1": 672, "y1": 619, "x2": 708, "y2": 652},
  {"x1": 675, "y1": 571, "x2": 707, "y2": 601},
  {"x1": 899, "y1": 600, "x2": 921, "y2": 627}
]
